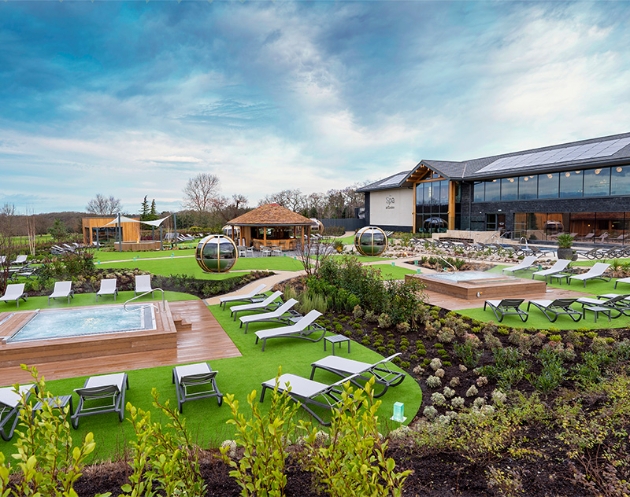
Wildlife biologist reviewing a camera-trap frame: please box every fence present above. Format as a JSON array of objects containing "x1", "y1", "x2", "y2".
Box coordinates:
[{"x1": 321, "y1": 218, "x2": 366, "y2": 232}]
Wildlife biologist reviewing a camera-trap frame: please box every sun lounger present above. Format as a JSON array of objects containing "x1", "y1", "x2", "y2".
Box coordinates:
[
  {"x1": 134, "y1": 274, "x2": 157, "y2": 298},
  {"x1": 255, "y1": 310, "x2": 325, "y2": 351},
  {"x1": 219, "y1": 283, "x2": 266, "y2": 310},
  {"x1": 230, "y1": 291, "x2": 283, "y2": 320},
  {"x1": 260, "y1": 372, "x2": 361, "y2": 426},
  {"x1": 0, "y1": 256, "x2": 6, "y2": 265},
  {"x1": 239, "y1": 298, "x2": 299, "y2": 333},
  {"x1": 483, "y1": 299, "x2": 528, "y2": 322},
  {"x1": 569, "y1": 263, "x2": 611, "y2": 287},
  {"x1": 526, "y1": 299, "x2": 582, "y2": 322},
  {"x1": 10, "y1": 255, "x2": 27, "y2": 266},
  {"x1": 615, "y1": 277, "x2": 630, "y2": 289},
  {"x1": 576, "y1": 294, "x2": 630, "y2": 318},
  {"x1": 48, "y1": 281, "x2": 74, "y2": 305},
  {"x1": 309, "y1": 353, "x2": 405, "y2": 398},
  {"x1": 502, "y1": 255, "x2": 539, "y2": 274},
  {"x1": 0, "y1": 384, "x2": 38, "y2": 441},
  {"x1": 96, "y1": 278, "x2": 118, "y2": 301},
  {"x1": 531, "y1": 259, "x2": 571, "y2": 282},
  {"x1": 0, "y1": 284, "x2": 27, "y2": 308},
  {"x1": 71, "y1": 372, "x2": 128, "y2": 429},
  {"x1": 172, "y1": 362, "x2": 222, "y2": 413}
]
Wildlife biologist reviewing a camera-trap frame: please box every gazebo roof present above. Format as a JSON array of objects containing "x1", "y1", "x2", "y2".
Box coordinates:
[{"x1": 228, "y1": 203, "x2": 313, "y2": 227}]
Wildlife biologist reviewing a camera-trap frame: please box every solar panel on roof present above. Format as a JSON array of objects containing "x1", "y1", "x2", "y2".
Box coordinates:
[
  {"x1": 378, "y1": 173, "x2": 408, "y2": 187},
  {"x1": 477, "y1": 137, "x2": 630, "y2": 173}
]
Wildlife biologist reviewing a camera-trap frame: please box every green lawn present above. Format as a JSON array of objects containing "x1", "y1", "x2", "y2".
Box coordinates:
[
  {"x1": 369, "y1": 264, "x2": 417, "y2": 280},
  {"x1": 457, "y1": 264, "x2": 630, "y2": 329},
  {"x1": 1, "y1": 301, "x2": 422, "y2": 463}
]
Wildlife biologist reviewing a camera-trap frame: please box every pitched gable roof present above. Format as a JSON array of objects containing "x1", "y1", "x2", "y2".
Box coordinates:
[{"x1": 228, "y1": 203, "x2": 313, "y2": 226}]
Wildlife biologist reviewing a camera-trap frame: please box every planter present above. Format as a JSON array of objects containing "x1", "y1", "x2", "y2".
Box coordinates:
[{"x1": 557, "y1": 248, "x2": 575, "y2": 260}]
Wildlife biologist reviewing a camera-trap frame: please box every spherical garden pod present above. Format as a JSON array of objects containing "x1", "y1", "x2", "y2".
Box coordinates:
[
  {"x1": 310, "y1": 218, "x2": 325, "y2": 235},
  {"x1": 196, "y1": 234, "x2": 238, "y2": 273},
  {"x1": 354, "y1": 226, "x2": 388, "y2": 256}
]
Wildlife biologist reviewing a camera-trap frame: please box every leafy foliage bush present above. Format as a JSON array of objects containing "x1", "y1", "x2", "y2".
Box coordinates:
[
  {"x1": 0, "y1": 365, "x2": 106, "y2": 497},
  {"x1": 300, "y1": 379, "x2": 412, "y2": 497},
  {"x1": 122, "y1": 389, "x2": 206, "y2": 497}
]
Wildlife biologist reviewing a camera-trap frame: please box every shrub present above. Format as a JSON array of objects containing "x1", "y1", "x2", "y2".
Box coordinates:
[
  {"x1": 0, "y1": 365, "x2": 100, "y2": 497},
  {"x1": 123, "y1": 389, "x2": 206, "y2": 497},
  {"x1": 453, "y1": 341, "x2": 483, "y2": 369},
  {"x1": 378, "y1": 313, "x2": 393, "y2": 329},
  {"x1": 221, "y1": 373, "x2": 300, "y2": 497},
  {"x1": 437, "y1": 327, "x2": 455, "y2": 343},
  {"x1": 301, "y1": 378, "x2": 411, "y2": 497},
  {"x1": 426, "y1": 376, "x2": 442, "y2": 388},
  {"x1": 431, "y1": 392, "x2": 447, "y2": 407}
]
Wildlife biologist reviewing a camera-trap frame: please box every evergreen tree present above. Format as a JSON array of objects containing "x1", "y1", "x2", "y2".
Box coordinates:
[
  {"x1": 150, "y1": 199, "x2": 157, "y2": 217},
  {"x1": 140, "y1": 196, "x2": 150, "y2": 220}
]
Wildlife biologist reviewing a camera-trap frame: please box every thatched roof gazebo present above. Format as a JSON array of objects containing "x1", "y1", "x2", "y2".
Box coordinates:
[{"x1": 227, "y1": 203, "x2": 313, "y2": 251}]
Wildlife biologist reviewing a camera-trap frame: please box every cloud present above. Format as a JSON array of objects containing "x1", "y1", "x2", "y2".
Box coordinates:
[{"x1": 0, "y1": 1, "x2": 629, "y2": 214}]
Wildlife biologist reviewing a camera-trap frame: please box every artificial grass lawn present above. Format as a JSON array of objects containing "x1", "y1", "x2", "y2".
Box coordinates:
[
  {"x1": 95, "y1": 253, "x2": 304, "y2": 278},
  {"x1": 1, "y1": 302, "x2": 422, "y2": 463},
  {"x1": 0, "y1": 291, "x2": 194, "y2": 312},
  {"x1": 457, "y1": 265, "x2": 630, "y2": 330},
  {"x1": 369, "y1": 264, "x2": 416, "y2": 280}
]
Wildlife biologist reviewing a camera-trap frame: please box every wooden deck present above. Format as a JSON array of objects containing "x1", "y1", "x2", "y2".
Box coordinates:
[{"x1": 0, "y1": 300, "x2": 241, "y2": 385}]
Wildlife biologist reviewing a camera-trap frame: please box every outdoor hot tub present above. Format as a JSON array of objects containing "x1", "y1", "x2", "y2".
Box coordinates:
[{"x1": 407, "y1": 270, "x2": 547, "y2": 300}]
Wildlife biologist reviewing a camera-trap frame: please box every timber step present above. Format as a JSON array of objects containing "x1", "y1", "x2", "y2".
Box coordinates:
[{"x1": 172, "y1": 314, "x2": 192, "y2": 331}]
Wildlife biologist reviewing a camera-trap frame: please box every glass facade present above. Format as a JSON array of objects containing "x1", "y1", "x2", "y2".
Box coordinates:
[
  {"x1": 473, "y1": 165, "x2": 630, "y2": 202},
  {"x1": 416, "y1": 179, "x2": 449, "y2": 231},
  {"x1": 513, "y1": 211, "x2": 630, "y2": 243}
]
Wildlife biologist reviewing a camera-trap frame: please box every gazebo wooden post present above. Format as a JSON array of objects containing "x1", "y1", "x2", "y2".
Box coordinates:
[{"x1": 263, "y1": 226, "x2": 267, "y2": 247}]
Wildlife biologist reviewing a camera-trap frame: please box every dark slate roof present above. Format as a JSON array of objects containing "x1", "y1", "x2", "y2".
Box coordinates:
[
  {"x1": 356, "y1": 171, "x2": 412, "y2": 192},
  {"x1": 360, "y1": 132, "x2": 630, "y2": 191}
]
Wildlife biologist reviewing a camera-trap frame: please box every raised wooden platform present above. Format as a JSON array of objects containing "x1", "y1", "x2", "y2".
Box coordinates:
[
  {"x1": 407, "y1": 273, "x2": 546, "y2": 300},
  {"x1": 0, "y1": 300, "x2": 241, "y2": 385}
]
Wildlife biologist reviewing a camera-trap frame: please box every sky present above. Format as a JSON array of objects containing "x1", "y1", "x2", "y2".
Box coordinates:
[{"x1": 1, "y1": 1, "x2": 630, "y2": 215}]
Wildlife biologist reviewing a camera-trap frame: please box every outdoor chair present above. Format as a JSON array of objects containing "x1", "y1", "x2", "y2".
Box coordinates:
[
  {"x1": 597, "y1": 232, "x2": 609, "y2": 243},
  {"x1": 309, "y1": 353, "x2": 405, "y2": 398},
  {"x1": 582, "y1": 232, "x2": 595, "y2": 242},
  {"x1": 531, "y1": 259, "x2": 571, "y2": 282},
  {"x1": 239, "y1": 298, "x2": 299, "y2": 333},
  {"x1": 260, "y1": 372, "x2": 361, "y2": 426},
  {"x1": 255, "y1": 310, "x2": 325, "y2": 351},
  {"x1": 237, "y1": 246, "x2": 247, "y2": 257},
  {"x1": 526, "y1": 299, "x2": 582, "y2": 322},
  {"x1": 96, "y1": 278, "x2": 118, "y2": 301},
  {"x1": 575, "y1": 294, "x2": 630, "y2": 320},
  {"x1": 569, "y1": 263, "x2": 611, "y2": 287},
  {"x1": 0, "y1": 284, "x2": 27, "y2": 308},
  {"x1": 0, "y1": 384, "x2": 38, "y2": 441},
  {"x1": 483, "y1": 299, "x2": 528, "y2": 322},
  {"x1": 10, "y1": 255, "x2": 27, "y2": 266},
  {"x1": 219, "y1": 283, "x2": 266, "y2": 310},
  {"x1": 261, "y1": 247, "x2": 271, "y2": 257},
  {"x1": 71, "y1": 372, "x2": 128, "y2": 429},
  {"x1": 134, "y1": 275, "x2": 157, "y2": 298},
  {"x1": 502, "y1": 256, "x2": 539, "y2": 274},
  {"x1": 583, "y1": 247, "x2": 609, "y2": 260},
  {"x1": 615, "y1": 277, "x2": 630, "y2": 289},
  {"x1": 172, "y1": 362, "x2": 222, "y2": 413},
  {"x1": 230, "y1": 291, "x2": 283, "y2": 320},
  {"x1": 48, "y1": 281, "x2": 74, "y2": 305}
]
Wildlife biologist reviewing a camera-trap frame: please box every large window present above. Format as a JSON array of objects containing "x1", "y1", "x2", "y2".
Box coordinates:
[
  {"x1": 416, "y1": 180, "x2": 449, "y2": 231},
  {"x1": 584, "y1": 167, "x2": 610, "y2": 197},
  {"x1": 473, "y1": 165, "x2": 630, "y2": 202},
  {"x1": 501, "y1": 177, "x2": 518, "y2": 200},
  {"x1": 485, "y1": 179, "x2": 500, "y2": 201},
  {"x1": 560, "y1": 170, "x2": 583, "y2": 198},
  {"x1": 611, "y1": 166, "x2": 630, "y2": 196},
  {"x1": 518, "y1": 175, "x2": 537, "y2": 199},
  {"x1": 538, "y1": 173, "x2": 559, "y2": 199}
]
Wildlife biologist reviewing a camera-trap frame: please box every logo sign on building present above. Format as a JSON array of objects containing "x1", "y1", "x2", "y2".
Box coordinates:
[{"x1": 385, "y1": 195, "x2": 395, "y2": 209}]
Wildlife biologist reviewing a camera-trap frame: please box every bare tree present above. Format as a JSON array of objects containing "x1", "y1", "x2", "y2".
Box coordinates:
[
  {"x1": 86, "y1": 194, "x2": 122, "y2": 215},
  {"x1": 182, "y1": 173, "x2": 221, "y2": 212},
  {"x1": 297, "y1": 236, "x2": 336, "y2": 278}
]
